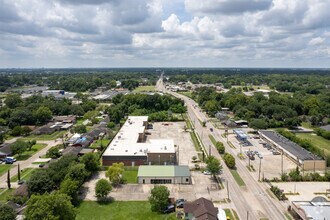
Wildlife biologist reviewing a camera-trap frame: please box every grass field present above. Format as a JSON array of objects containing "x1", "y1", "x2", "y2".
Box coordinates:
[
  {"x1": 90, "y1": 139, "x2": 111, "y2": 149},
  {"x1": 20, "y1": 130, "x2": 67, "y2": 141},
  {"x1": 209, "y1": 134, "x2": 217, "y2": 146},
  {"x1": 14, "y1": 143, "x2": 47, "y2": 161},
  {"x1": 178, "y1": 91, "x2": 193, "y2": 99},
  {"x1": 76, "y1": 201, "x2": 176, "y2": 220},
  {"x1": 123, "y1": 167, "x2": 138, "y2": 183},
  {"x1": 10, "y1": 168, "x2": 35, "y2": 182},
  {"x1": 0, "y1": 188, "x2": 15, "y2": 202},
  {"x1": 230, "y1": 169, "x2": 246, "y2": 187},
  {"x1": 0, "y1": 164, "x2": 13, "y2": 176},
  {"x1": 296, "y1": 133, "x2": 330, "y2": 153},
  {"x1": 133, "y1": 86, "x2": 156, "y2": 92}
]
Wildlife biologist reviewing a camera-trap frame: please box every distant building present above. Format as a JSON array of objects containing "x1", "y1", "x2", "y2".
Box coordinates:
[
  {"x1": 137, "y1": 165, "x2": 191, "y2": 184},
  {"x1": 102, "y1": 116, "x2": 176, "y2": 166}
]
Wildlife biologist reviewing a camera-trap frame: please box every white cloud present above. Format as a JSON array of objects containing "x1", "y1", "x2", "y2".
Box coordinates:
[{"x1": 0, "y1": 0, "x2": 329, "y2": 67}]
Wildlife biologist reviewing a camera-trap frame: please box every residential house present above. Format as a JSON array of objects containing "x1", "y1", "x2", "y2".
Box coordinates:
[
  {"x1": 0, "y1": 143, "x2": 12, "y2": 158},
  {"x1": 183, "y1": 197, "x2": 218, "y2": 220}
]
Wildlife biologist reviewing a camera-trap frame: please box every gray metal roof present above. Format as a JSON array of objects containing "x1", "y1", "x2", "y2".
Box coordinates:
[
  {"x1": 259, "y1": 130, "x2": 321, "y2": 161},
  {"x1": 138, "y1": 165, "x2": 190, "y2": 177}
]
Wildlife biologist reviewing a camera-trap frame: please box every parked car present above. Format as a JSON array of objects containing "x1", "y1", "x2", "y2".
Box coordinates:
[
  {"x1": 203, "y1": 170, "x2": 211, "y2": 175},
  {"x1": 5, "y1": 157, "x2": 16, "y2": 162},
  {"x1": 210, "y1": 128, "x2": 213, "y2": 132},
  {"x1": 164, "y1": 205, "x2": 175, "y2": 213},
  {"x1": 4, "y1": 157, "x2": 16, "y2": 164},
  {"x1": 176, "y1": 199, "x2": 186, "y2": 208},
  {"x1": 39, "y1": 163, "x2": 46, "y2": 168}
]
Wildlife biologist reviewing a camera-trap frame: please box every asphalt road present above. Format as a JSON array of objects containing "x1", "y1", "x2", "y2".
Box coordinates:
[
  {"x1": 0, "y1": 139, "x2": 62, "y2": 188},
  {"x1": 157, "y1": 77, "x2": 287, "y2": 220}
]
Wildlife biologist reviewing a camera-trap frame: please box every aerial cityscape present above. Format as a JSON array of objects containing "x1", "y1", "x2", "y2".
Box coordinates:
[{"x1": 0, "y1": 1, "x2": 330, "y2": 220}]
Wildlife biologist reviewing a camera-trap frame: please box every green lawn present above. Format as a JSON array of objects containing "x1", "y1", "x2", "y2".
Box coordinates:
[
  {"x1": 296, "y1": 133, "x2": 330, "y2": 153},
  {"x1": 14, "y1": 143, "x2": 47, "y2": 161},
  {"x1": 224, "y1": 209, "x2": 235, "y2": 220},
  {"x1": 0, "y1": 164, "x2": 13, "y2": 176},
  {"x1": 133, "y1": 86, "x2": 156, "y2": 92},
  {"x1": 90, "y1": 139, "x2": 111, "y2": 149},
  {"x1": 178, "y1": 91, "x2": 193, "y2": 99},
  {"x1": 0, "y1": 188, "x2": 15, "y2": 202},
  {"x1": 20, "y1": 130, "x2": 67, "y2": 141},
  {"x1": 230, "y1": 169, "x2": 246, "y2": 187},
  {"x1": 123, "y1": 167, "x2": 138, "y2": 183},
  {"x1": 209, "y1": 134, "x2": 217, "y2": 146},
  {"x1": 76, "y1": 201, "x2": 176, "y2": 220},
  {"x1": 10, "y1": 168, "x2": 35, "y2": 182}
]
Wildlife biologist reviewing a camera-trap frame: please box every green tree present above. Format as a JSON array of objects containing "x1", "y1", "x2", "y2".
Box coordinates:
[
  {"x1": 21, "y1": 126, "x2": 32, "y2": 136},
  {"x1": 25, "y1": 193, "x2": 76, "y2": 220},
  {"x1": 65, "y1": 163, "x2": 89, "y2": 185},
  {"x1": 59, "y1": 178, "x2": 80, "y2": 205},
  {"x1": 4, "y1": 93, "x2": 22, "y2": 109},
  {"x1": 0, "y1": 203, "x2": 16, "y2": 220},
  {"x1": 106, "y1": 162, "x2": 124, "y2": 186},
  {"x1": 148, "y1": 185, "x2": 170, "y2": 213},
  {"x1": 80, "y1": 153, "x2": 99, "y2": 172},
  {"x1": 72, "y1": 124, "x2": 87, "y2": 134},
  {"x1": 107, "y1": 122, "x2": 116, "y2": 129},
  {"x1": 215, "y1": 141, "x2": 225, "y2": 154},
  {"x1": 206, "y1": 156, "x2": 222, "y2": 176},
  {"x1": 10, "y1": 140, "x2": 28, "y2": 156},
  {"x1": 46, "y1": 146, "x2": 61, "y2": 159},
  {"x1": 10, "y1": 126, "x2": 23, "y2": 136},
  {"x1": 223, "y1": 153, "x2": 236, "y2": 169},
  {"x1": 27, "y1": 169, "x2": 54, "y2": 195},
  {"x1": 34, "y1": 106, "x2": 52, "y2": 124},
  {"x1": 95, "y1": 179, "x2": 112, "y2": 200}
]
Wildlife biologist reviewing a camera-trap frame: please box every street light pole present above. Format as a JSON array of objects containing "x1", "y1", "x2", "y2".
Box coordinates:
[{"x1": 258, "y1": 157, "x2": 262, "y2": 181}]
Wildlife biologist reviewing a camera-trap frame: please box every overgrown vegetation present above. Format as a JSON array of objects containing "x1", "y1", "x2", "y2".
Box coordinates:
[
  {"x1": 106, "y1": 93, "x2": 186, "y2": 123},
  {"x1": 270, "y1": 186, "x2": 287, "y2": 201}
]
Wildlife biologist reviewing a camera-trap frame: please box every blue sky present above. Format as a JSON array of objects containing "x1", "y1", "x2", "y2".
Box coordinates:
[{"x1": 0, "y1": 0, "x2": 329, "y2": 68}]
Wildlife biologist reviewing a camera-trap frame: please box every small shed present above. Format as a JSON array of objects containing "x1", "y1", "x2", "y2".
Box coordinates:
[{"x1": 138, "y1": 165, "x2": 191, "y2": 184}]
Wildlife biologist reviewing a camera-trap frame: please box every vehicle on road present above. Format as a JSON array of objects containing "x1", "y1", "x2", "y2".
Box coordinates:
[
  {"x1": 203, "y1": 170, "x2": 212, "y2": 175},
  {"x1": 210, "y1": 128, "x2": 213, "y2": 132}
]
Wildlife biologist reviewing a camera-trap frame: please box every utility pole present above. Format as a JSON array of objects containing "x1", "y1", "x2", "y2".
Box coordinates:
[
  {"x1": 18, "y1": 163, "x2": 20, "y2": 182},
  {"x1": 258, "y1": 158, "x2": 262, "y2": 181},
  {"x1": 227, "y1": 180, "x2": 229, "y2": 200},
  {"x1": 281, "y1": 149, "x2": 284, "y2": 176}
]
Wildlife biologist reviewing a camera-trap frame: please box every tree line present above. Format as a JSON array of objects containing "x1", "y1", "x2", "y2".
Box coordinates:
[
  {"x1": 0, "y1": 70, "x2": 158, "y2": 92},
  {"x1": 192, "y1": 86, "x2": 330, "y2": 129},
  {"x1": 106, "y1": 93, "x2": 187, "y2": 124}
]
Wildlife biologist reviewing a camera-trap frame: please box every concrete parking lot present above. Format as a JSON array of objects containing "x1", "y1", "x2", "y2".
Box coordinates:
[
  {"x1": 272, "y1": 182, "x2": 330, "y2": 202},
  {"x1": 227, "y1": 131, "x2": 297, "y2": 180},
  {"x1": 148, "y1": 122, "x2": 198, "y2": 168},
  {"x1": 80, "y1": 171, "x2": 226, "y2": 202}
]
